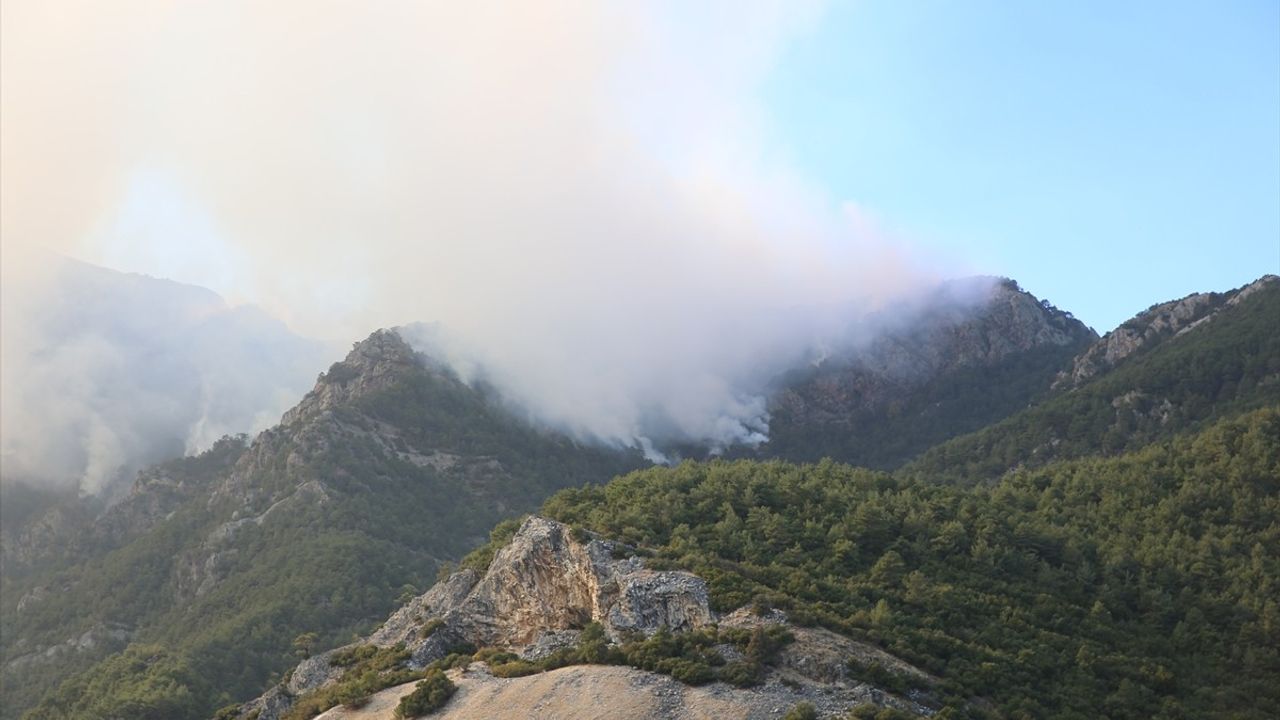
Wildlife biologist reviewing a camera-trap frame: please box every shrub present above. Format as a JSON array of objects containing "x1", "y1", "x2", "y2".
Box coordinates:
[
  {"x1": 419, "y1": 618, "x2": 445, "y2": 639},
  {"x1": 487, "y1": 659, "x2": 544, "y2": 678},
  {"x1": 848, "y1": 704, "x2": 918, "y2": 720},
  {"x1": 783, "y1": 702, "x2": 818, "y2": 720},
  {"x1": 394, "y1": 669, "x2": 456, "y2": 718}
]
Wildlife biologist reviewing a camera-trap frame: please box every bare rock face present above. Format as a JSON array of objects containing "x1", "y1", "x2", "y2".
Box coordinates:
[
  {"x1": 378, "y1": 516, "x2": 713, "y2": 652},
  {"x1": 1059, "y1": 293, "x2": 1219, "y2": 387},
  {"x1": 281, "y1": 329, "x2": 423, "y2": 427}
]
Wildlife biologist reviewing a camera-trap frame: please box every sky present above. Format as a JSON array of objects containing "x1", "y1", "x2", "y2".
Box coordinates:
[{"x1": 762, "y1": 0, "x2": 1280, "y2": 331}]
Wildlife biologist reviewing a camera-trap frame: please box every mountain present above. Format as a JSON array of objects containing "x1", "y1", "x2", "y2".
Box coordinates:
[
  {"x1": 0, "y1": 257, "x2": 331, "y2": 557},
  {"x1": 760, "y1": 277, "x2": 1097, "y2": 468},
  {"x1": 210, "y1": 274, "x2": 1278, "y2": 720},
  {"x1": 1, "y1": 330, "x2": 643, "y2": 719},
  {"x1": 5, "y1": 274, "x2": 1276, "y2": 719},
  {"x1": 905, "y1": 274, "x2": 1280, "y2": 482}
]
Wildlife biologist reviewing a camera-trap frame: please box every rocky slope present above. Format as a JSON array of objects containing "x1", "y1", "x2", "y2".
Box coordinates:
[
  {"x1": 762, "y1": 277, "x2": 1097, "y2": 467},
  {"x1": 238, "y1": 517, "x2": 935, "y2": 720},
  {"x1": 1056, "y1": 274, "x2": 1278, "y2": 387}
]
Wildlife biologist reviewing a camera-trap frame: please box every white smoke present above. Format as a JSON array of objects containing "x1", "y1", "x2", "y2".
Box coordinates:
[
  {"x1": 2, "y1": 1, "x2": 963, "y2": 475},
  {"x1": 0, "y1": 255, "x2": 332, "y2": 496}
]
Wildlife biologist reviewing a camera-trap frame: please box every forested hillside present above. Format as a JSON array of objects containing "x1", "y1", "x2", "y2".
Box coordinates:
[
  {"x1": 906, "y1": 277, "x2": 1280, "y2": 483},
  {"x1": 540, "y1": 408, "x2": 1280, "y2": 719}
]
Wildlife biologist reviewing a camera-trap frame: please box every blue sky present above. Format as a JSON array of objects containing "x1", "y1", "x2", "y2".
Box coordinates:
[{"x1": 762, "y1": 1, "x2": 1280, "y2": 332}]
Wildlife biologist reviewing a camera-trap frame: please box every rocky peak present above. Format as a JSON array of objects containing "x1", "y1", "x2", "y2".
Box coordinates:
[
  {"x1": 1057, "y1": 274, "x2": 1278, "y2": 388},
  {"x1": 768, "y1": 278, "x2": 1096, "y2": 432},
  {"x1": 827, "y1": 276, "x2": 1096, "y2": 383},
  {"x1": 281, "y1": 329, "x2": 423, "y2": 427},
  {"x1": 374, "y1": 516, "x2": 713, "y2": 655}
]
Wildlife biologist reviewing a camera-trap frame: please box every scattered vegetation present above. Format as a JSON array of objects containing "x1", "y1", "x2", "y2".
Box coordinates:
[
  {"x1": 418, "y1": 618, "x2": 445, "y2": 640},
  {"x1": 282, "y1": 644, "x2": 420, "y2": 720},
  {"x1": 472, "y1": 621, "x2": 793, "y2": 688}
]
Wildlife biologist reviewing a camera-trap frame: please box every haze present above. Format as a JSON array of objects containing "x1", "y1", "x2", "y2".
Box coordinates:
[{"x1": 2, "y1": 1, "x2": 955, "y2": 491}]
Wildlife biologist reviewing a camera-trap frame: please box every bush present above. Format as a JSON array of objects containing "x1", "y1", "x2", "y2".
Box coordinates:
[
  {"x1": 718, "y1": 661, "x2": 759, "y2": 688},
  {"x1": 783, "y1": 702, "x2": 818, "y2": 720},
  {"x1": 394, "y1": 669, "x2": 456, "y2": 718},
  {"x1": 487, "y1": 659, "x2": 544, "y2": 678},
  {"x1": 662, "y1": 658, "x2": 715, "y2": 685},
  {"x1": 848, "y1": 704, "x2": 918, "y2": 720},
  {"x1": 418, "y1": 618, "x2": 445, "y2": 639}
]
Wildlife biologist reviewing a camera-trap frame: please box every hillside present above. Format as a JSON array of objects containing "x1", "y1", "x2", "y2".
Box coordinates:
[
  {"x1": 761, "y1": 277, "x2": 1096, "y2": 468},
  {"x1": 1, "y1": 330, "x2": 643, "y2": 719},
  {"x1": 905, "y1": 275, "x2": 1280, "y2": 482},
  {"x1": 230, "y1": 515, "x2": 937, "y2": 720},
  {"x1": 534, "y1": 407, "x2": 1280, "y2": 718},
  {"x1": 230, "y1": 407, "x2": 1280, "y2": 719}
]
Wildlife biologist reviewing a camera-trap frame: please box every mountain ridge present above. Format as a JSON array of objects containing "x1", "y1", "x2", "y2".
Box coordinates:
[{"x1": 4, "y1": 273, "x2": 1277, "y2": 719}]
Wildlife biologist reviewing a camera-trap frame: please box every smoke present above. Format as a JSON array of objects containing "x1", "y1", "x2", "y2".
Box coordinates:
[
  {"x1": 2, "y1": 1, "x2": 956, "y2": 472},
  {"x1": 0, "y1": 255, "x2": 332, "y2": 496}
]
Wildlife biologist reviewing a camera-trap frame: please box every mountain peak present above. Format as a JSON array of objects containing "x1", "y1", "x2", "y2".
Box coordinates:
[{"x1": 280, "y1": 328, "x2": 422, "y2": 426}]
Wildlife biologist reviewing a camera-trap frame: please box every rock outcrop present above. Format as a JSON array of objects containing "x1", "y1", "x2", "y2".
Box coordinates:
[
  {"x1": 281, "y1": 329, "x2": 427, "y2": 427},
  {"x1": 375, "y1": 517, "x2": 712, "y2": 652},
  {"x1": 239, "y1": 517, "x2": 936, "y2": 720}
]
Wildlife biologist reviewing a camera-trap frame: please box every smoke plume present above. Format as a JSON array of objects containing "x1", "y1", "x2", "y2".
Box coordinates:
[
  {"x1": 2, "y1": 2, "x2": 959, "y2": 479},
  {"x1": 0, "y1": 255, "x2": 332, "y2": 496}
]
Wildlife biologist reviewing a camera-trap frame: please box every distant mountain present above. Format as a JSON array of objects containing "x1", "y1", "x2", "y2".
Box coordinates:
[
  {"x1": 760, "y1": 277, "x2": 1097, "y2": 468},
  {"x1": 0, "y1": 257, "x2": 331, "y2": 503},
  {"x1": 2, "y1": 330, "x2": 643, "y2": 719}
]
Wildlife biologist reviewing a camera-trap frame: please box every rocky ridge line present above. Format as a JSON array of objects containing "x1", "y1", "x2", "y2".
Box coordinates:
[{"x1": 1056, "y1": 274, "x2": 1278, "y2": 388}]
